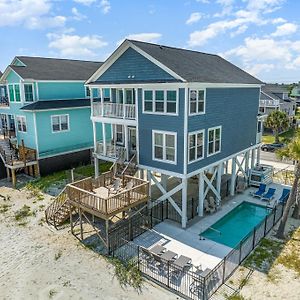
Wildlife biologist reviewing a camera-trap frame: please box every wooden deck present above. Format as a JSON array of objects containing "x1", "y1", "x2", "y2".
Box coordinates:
[{"x1": 67, "y1": 171, "x2": 149, "y2": 220}]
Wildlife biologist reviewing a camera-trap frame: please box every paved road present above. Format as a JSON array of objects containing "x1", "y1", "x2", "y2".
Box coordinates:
[{"x1": 260, "y1": 150, "x2": 281, "y2": 162}]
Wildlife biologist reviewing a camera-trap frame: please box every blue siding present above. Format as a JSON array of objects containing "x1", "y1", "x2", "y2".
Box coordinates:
[
  {"x1": 138, "y1": 88, "x2": 185, "y2": 174},
  {"x1": 96, "y1": 47, "x2": 176, "y2": 83},
  {"x1": 187, "y1": 87, "x2": 259, "y2": 173}
]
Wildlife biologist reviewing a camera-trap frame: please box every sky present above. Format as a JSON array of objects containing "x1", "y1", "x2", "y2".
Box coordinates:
[{"x1": 0, "y1": 0, "x2": 299, "y2": 83}]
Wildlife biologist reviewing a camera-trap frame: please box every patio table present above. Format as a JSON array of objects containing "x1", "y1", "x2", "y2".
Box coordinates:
[
  {"x1": 149, "y1": 245, "x2": 166, "y2": 255},
  {"x1": 173, "y1": 255, "x2": 192, "y2": 269},
  {"x1": 160, "y1": 250, "x2": 177, "y2": 261}
]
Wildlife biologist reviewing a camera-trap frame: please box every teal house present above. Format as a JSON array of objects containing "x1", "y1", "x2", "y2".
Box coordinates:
[{"x1": 0, "y1": 56, "x2": 108, "y2": 175}]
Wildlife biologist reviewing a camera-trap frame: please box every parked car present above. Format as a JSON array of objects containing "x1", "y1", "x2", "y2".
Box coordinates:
[{"x1": 261, "y1": 143, "x2": 285, "y2": 152}]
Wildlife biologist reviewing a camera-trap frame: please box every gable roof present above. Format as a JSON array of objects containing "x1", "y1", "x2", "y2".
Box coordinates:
[
  {"x1": 261, "y1": 84, "x2": 293, "y2": 103},
  {"x1": 20, "y1": 99, "x2": 90, "y2": 111},
  {"x1": 126, "y1": 40, "x2": 262, "y2": 84},
  {"x1": 9, "y1": 56, "x2": 103, "y2": 81}
]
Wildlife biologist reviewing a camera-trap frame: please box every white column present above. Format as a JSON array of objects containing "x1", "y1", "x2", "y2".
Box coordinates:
[
  {"x1": 147, "y1": 170, "x2": 152, "y2": 206},
  {"x1": 230, "y1": 157, "x2": 236, "y2": 196},
  {"x1": 256, "y1": 147, "x2": 261, "y2": 166},
  {"x1": 94, "y1": 157, "x2": 99, "y2": 178},
  {"x1": 90, "y1": 87, "x2": 94, "y2": 116},
  {"x1": 122, "y1": 88, "x2": 126, "y2": 119},
  {"x1": 124, "y1": 125, "x2": 129, "y2": 161},
  {"x1": 216, "y1": 163, "x2": 222, "y2": 206},
  {"x1": 245, "y1": 150, "x2": 250, "y2": 175},
  {"x1": 92, "y1": 121, "x2": 97, "y2": 152},
  {"x1": 224, "y1": 160, "x2": 229, "y2": 174},
  {"x1": 251, "y1": 149, "x2": 255, "y2": 169},
  {"x1": 181, "y1": 177, "x2": 188, "y2": 229},
  {"x1": 102, "y1": 122, "x2": 107, "y2": 156},
  {"x1": 100, "y1": 88, "x2": 103, "y2": 116},
  {"x1": 198, "y1": 172, "x2": 204, "y2": 217}
]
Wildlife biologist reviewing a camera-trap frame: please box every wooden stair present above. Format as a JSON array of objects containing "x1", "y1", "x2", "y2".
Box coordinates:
[
  {"x1": 45, "y1": 187, "x2": 71, "y2": 229},
  {"x1": 0, "y1": 139, "x2": 18, "y2": 165}
]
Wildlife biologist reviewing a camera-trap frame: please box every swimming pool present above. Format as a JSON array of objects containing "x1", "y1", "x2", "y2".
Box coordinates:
[{"x1": 201, "y1": 202, "x2": 271, "y2": 248}]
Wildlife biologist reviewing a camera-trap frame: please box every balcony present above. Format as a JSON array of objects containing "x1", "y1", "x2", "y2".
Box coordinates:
[
  {"x1": 0, "y1": 96, "x2": 9, "y2": 107},
  {"x1": 95, "y1": 142, "x2": 126, "y2": 160},
  {"x1": 259, "y1": 99, "x2": 280, "y2": 107},
  {"x1": 93, "y1": 102, "x2": 136, "y2": 120}
]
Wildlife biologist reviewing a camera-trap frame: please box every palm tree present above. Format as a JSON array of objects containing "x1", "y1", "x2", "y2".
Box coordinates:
[
  {"x1": 265, "y1": 110, "x2": 289, "y2": 143},
  {"x1": 275, "y1": 134, "x2": 300, "y2": 239}
]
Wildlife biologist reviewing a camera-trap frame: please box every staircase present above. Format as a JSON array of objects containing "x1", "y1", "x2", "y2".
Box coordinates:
[
  {"x1": 112, "y1": 153, "x2": 138, "y2": 178},
  {"x1": 0, "y1": 139, "x2": 18, "y2": 165},
  {"x1": 45, "y1": 187, "x2": 71, "y2": 229}
]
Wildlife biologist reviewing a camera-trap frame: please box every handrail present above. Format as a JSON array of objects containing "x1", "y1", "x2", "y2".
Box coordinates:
[{"x1": 121, "y1": 153, "x2": 136, "y2": 176}]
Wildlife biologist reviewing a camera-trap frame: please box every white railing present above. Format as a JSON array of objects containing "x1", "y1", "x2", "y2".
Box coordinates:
[
  {"x1": 259, "y1": 99, "x2": 280, "y2": 107},
  {"x1": 93, "y1": 102, "x2": 136, "y2": 120},
  {"x1": 96, "y1": 142, "x2": 126, "y2": 159},
  {"x1": 256, "y1": 132, "x2": 262, "y2": 144}
]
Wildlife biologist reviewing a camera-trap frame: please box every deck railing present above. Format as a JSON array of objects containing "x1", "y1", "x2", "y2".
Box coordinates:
[
  {"x1": 0, "y1": 96, "x2": 9, "y2": 107},
  {"x1": 96, "y1": 142, "x2": 126, "y2": 159},
  {"x1": 259, "y1": 99, "x2": 280, "y2": 107},
  {"x1": 67, "y1": 172, "x2": 149, "y2": 217},
  {"x1": 93, "y1": 102, "x2": 136, "y2": 120}
]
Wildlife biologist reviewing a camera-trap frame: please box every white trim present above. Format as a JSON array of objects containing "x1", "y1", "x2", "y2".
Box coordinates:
[
  {"x1": 152, "y1": 130, "x2": 177, "y2": 165},
  {"x1": 35, "y1": 82, "x2": 39, "y2": 100},
  {"x1": 35, "y1": 80, "x2": 85, "y2": 83},
  {"x1": 188, "y1": 129, "x2": 205, "y2": 164},
  {"x1": 51, "y1": 114, "x2": 70, "y2": 133},
  {"x1": 91, "y1": 116, "x2": 136, "y2": 126},
  {"x1": 16, "y1": 115, "x2": 27, "y2": 133},
  {"x1": 183, "y1": 87, "x2": 188, "y2": 175},
  {"x1": 33, "y1": 112, "x2": 39, "y2": 159},
  {"x1": 135, "y1": 88, "x2": 140, "y2": 164},
  {"x1": 207, "y1": 125, "x2": 222, "y2": 157},
  {"x1": 23, "y1": 82, "x2": 35, "y2": 103},
  {"x1": 142, "y1": 88, "x2": 179, "y2": 115},
  {"x1": 39, "y1": 146, "x2": 92, "y2": 160},
  {"x1": 188, "y1": 88, "x2": 206, "y2": 116},
  {"x1": 23, "y1": 106, "x2": 90, "y2": 112},
  {"x1": 138, "y1": 164, "x2": 185, "y2": 179}
]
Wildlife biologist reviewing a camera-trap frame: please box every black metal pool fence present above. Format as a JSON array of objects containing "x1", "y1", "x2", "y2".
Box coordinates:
[{"x1": 111, "y1": 202, "x2": 285, "y2": 300}]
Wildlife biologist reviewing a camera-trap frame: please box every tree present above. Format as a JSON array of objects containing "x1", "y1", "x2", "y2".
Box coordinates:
[
  {"x1": 265, "y1": 110, "x2": 289, "y2": 143},
  {"x1": 275, "y1": 134, "x2": 300, "y2": 239}
]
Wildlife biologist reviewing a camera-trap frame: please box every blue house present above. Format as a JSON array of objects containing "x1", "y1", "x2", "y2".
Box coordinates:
[
  {"x1": 0, "y1": 56, "x2": 109, "y2": 178},
  {"x1": 86, "y1": 40, "x2": 264, "y2": 228}
]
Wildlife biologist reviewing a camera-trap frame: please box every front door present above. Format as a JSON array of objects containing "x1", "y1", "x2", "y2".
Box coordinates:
[{"x1": 128, "y1": 127, "x2": 137, "y2": 157}]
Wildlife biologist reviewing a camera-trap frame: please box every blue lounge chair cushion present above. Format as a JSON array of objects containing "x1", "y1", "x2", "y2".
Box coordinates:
[
  {"x1": 261, "y1": 188, "x2": 276, "y2": 200},
  {"x1": 253, "y1": 183, "x2": 266, "y2": 197},
  {"x1": 278, "y1": 188, "x2": 290, "y2": 203}
]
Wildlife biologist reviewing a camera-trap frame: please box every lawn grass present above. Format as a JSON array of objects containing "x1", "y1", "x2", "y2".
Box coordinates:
[
  {"x1": 27, "y1": 162, "x2": 112, "y2": 192},
  {"x1": 262, "y1": 128, "x2": 297, "y2": 144}
]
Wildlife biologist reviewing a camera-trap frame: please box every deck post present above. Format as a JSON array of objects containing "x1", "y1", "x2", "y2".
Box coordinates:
[
  {"x1": 216, "y1": 163, "x2": 222, "y2": 206},
  {"x1": 245, "y1": 150, "x2": 250, "y2": 176},
  {"x1": 11, "y1": 169, "x2": 16, "y2": 188},
  {"x1": 124, "y1": 124, "x2": 129, "y2": 161},
  {"x1": 230, "y1": 157, "x2": 236, "y2": 196},
  {"x1": 79, "y1": 208, "x2": 83, "y2": 240},
  {"x1": 181, "y1": 177, "x2": 188, "y2": 228},
  {"x1": 6, "y1": 167, "x2": 10, "y2": 181},
  {"x1": 198, "y1": 172, "x2": 204, "y2": 216},
  {"x1": 105, "y1": 219, "x2": 109, "y2": 254},
  {"x1": 147, "y1": 170, "x2": 152, "y2": 206},
  {"x1": 102, "y1": 122, "x2": 107, "y2": 156},
  {"x1": 70, "y1": 204, "x2": 73, "y2": 234},
  {"x1": 251, "y1": 148, "x2": 255, "y2": 169},
  {"x1": 94, "y1": 157, "x2": 99, "y2": 178}
]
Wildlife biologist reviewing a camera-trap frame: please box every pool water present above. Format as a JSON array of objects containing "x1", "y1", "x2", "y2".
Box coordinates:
[{"x1": 201, "y1": 202, "x2": 271, "y2": 248}]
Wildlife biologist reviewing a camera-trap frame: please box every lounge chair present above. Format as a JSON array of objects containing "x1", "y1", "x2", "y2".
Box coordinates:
[
  {"x1": 110, "y1": 178, "x2": 121, "y2": 194},
  {"x1": 252, "y1": 183, "x2": 266, "y2": 198},
  {"x1": 261, "y1": 188, "x2": 276, "y2": 202},
  {"x1": 204, "y1": 199, "x2": 215, "y2": 214},
  {"x1": 278, "y1": 188, "x2": 290, "y2": 204}
]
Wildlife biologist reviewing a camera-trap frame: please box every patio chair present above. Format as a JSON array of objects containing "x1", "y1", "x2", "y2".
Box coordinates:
[
  {"x1": 261, "y1": 188, "x2": 276, "y2": 202},
  {"x1": 125, "y1": 180, "x2": 134, "y2": 190},
  {"x1": 278, "y1": 188, "x2": 290, "y2": 204},
  {"x1": 110, "y1": 178, "x2": 121, "y2": 194},
  {"x1": 236, "y1": 180, "x2": 246, "y2": 193},
  {"x1": 252, "y1": 183, "x2": 266, "y2": 198}
]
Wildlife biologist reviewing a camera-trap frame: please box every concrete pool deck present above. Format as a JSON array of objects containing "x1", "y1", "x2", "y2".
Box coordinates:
[{"x1": 133, "y1": 182, "x2": 289, "y2": 270}]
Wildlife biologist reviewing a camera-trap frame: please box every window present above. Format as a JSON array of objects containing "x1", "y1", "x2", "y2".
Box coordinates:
[
  {"x1": 208, "y1": 126, "x2": 221, "y2": 156},
  {"x1": 117, "y1": 89, "x2": 123, "y2": 103},
  {"x1": 188, "y1": 130, "x2": 204, "y2": 163},
  {"x1": 143, "y1": 89, "x2": 178, "y2": 114},
  {"x1": 85, "y1": 87, "x2": 90, "y2": 97},
  {"x1": 51, "y1": 115, "x2": 69, "y2": 132},
  {"x1": 24, "y1": 84, "x2": 34, "y2": 102},
  {"x1": 189, "y1": 89, "x2": 205, "y2": 115},
  {"x1": 116, "y1": 124, "x2": 124, "y2": 144},
  {"x1": 8, "y1": 85, "x2": 15, "y2": 102},
  {"x1": 153, "y1": 131, "x2": 176, "y2": 163},
  {"x1": 17, "y1": 116, "x2": 27, "y2": 132},
  {"x1": 259, "y1": 106, "x2": 265, "y2": 113},
  {"x1": 14, "y1": 84, "x2": 21, "y2": 102}
]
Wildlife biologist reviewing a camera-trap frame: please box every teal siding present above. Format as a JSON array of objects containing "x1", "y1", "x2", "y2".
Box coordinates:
[
  {"x1": 35, "y1": 108, "x2": 111, "y2": 157},
  {"x1": 6, "y1": 70, "x2": 21, "y2": 83},
  {"x1": 38, "y1": 82, "x2": 86, "y2": 100},
  {"x1": 96, "y1": 47, "x2": 177, "y2": 83},
  {"x1": 17, "y1": 112, "x2": 37, "y2": 149}
]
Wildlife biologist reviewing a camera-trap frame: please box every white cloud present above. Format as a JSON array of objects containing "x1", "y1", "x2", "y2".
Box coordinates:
[
  {"x1": 73, "y1": 0, "x2": 96, "y2": 5},
  {"x1": 0, "y1": 0, "x2": 66, "y2": 29},
  {"x1": 246, "y1": 0, "x2": 284, "y2": 14},
  {"x1": 186, "y1": 12, "x2": 202, "y2": 25},
  {"x1": 196, "y1": 0, "x2": 210, "y2": 3},
  {"x1": 117, "y1": 33, "x2": 162, "y2": 46},
  {"x1": 72, "y1": 7, "x2": 87, "y2": 21},
  {"x1": 245, "y1": 63, "x2": 275, "y2": 76},
  {"x1": 230, "y1": 25, "x2": 248, "y2": 37},
  {"x1": 294, "y1": 56, "x2": 300, "y2": 67},
  {"x1": 99, "y1": 0, "x2": 111, "y2": 14},
  {"x1": 47, "y1": 33, "x2": 108, "y2": 58},
  {"x1": 271, "y1": 22, "x2": 298, "y2": 37},
  {"x1": 214, "y1": 0, "x2": 234, "y2": 17},
  {"x1": 272, "y1": 17, "x2": 286, "y2": 24}
]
